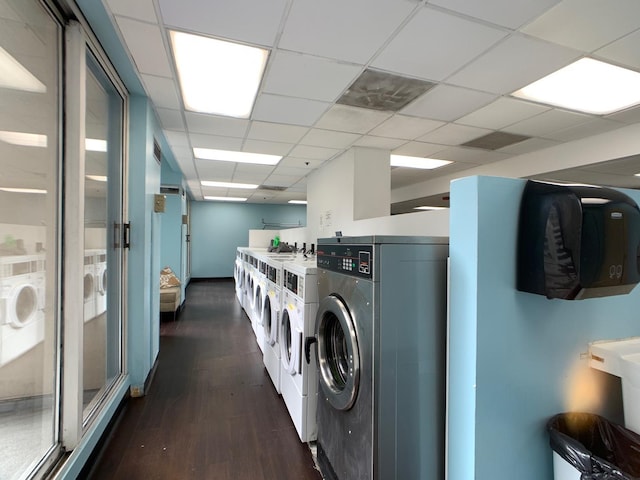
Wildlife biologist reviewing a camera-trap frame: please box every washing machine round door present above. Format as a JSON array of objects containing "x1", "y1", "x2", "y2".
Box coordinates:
[
  {"x1": 263, "y1": 295, "x2": 275, "y2": 345},
  {"x1": 316, "y1": 294, "x2": 360, "y2": 411}
]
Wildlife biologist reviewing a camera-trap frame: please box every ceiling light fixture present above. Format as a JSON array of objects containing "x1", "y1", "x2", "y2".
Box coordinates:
[
  {"x1": 194, "y1": 148, "x2": 281, "y2": 165},
  {"x1": 0, "y1": 46, "x2": 46, "y2": 93},
  {"x1": 0, "y1": 187, "x2": 47, "y2": 194},
  {"x1": 288, "y1": 200, "x2": 307, "y2": 205},
  {"x1": 390, "y1": 155, "x2": 452, "y2": 169},
  {"x1": 512, "y1": 58, "x2": 640, "y2": 115},
  {"x1": 170, "y1": 30, "x2": 268, "y2": 118},
  {"x1": 0, "y1": 130, "x2": 47, "y2": 148},
  {"x1": 86, "y1": 175, "x2": 108, "y2": 182},
  {"x1": 204, "y1": 196, "x2": 247, "y2": 202},
  {"x1": 85, "y1": 138, "x2": 107, "y2": 152},
  {"x1": 414, "y1": 206, "x2": 448, "y2": 211},
  {"x1": 201, "y1": 180, "x2": 258, "y2": 189}
]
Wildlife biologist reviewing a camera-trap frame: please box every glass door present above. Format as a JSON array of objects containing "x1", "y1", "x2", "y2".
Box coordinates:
[
  {"x1": 82, "y1": 51, "x2": 124, "y2": 421},
  {"x1": 0, "y1": 0, "x2": 62, "y2": 477}
]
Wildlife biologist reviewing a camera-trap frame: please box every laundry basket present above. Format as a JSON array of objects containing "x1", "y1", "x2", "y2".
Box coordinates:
[{"x1": 547, "y1": 412, "x2": 640, "y2": 480}]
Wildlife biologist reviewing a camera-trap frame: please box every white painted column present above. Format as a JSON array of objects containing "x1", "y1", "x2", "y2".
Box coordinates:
[{"x1": 352, "y1": 147, "x2": 390, "y2": 220}]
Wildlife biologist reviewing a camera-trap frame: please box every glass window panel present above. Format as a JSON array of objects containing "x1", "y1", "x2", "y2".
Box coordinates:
[
  {"x1": 82, "y1": 53, "x2": 123, "y2": 418},
  {"x1": 0, "y1": 0, "x2": 61, "y2": 478}
]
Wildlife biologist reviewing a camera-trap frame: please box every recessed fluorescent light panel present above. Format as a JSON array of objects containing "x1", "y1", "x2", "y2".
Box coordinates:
[
  {"x1": 0, "y1": 46, "x2": 46, "y2": 93},
  {"x1": 85, "y1": 138, "x2": 107, "y2": 152},
  {"x1": 194, "y1": 148, "x2": 281, "y2": 166},
  {"x1": 170, "y1": 30, "x2": 268, "y2": 118},
  {"x1": 390, "y1": 155, "x2": 452, "y2": 169},
  {"x1": 0, "y1": 187, "x2": 47, "y2": 194},
  {"x1": 289, "y1": 200, "x2": 307, "y2": 205},
  {"x1": 201, "y1": 180, "x2": 258, "y2": 189},
  {"x1": 86, "y1": 175, "x2": 107, "y2": 182},
  {"x1": 204, "y1": 196, "x2": 247, "y2": 202},
  {"x1": 414, "y1": 206, "x2": 448, "y2": 211},
  {"x1": 513, "y1": 58, "x2": 640, "y2": 115},
  {"x1": 0, "y1": 130, "x2": 47, "y2": 147}
]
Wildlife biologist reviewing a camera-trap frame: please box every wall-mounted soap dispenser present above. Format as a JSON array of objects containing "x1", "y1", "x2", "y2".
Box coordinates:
[{"x1": 517, "y1": 180, "x2": 640, "y2": 299}]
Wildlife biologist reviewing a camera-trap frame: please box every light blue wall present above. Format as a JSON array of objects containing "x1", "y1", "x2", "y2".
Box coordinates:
[
  {"x1": 191, "y1": 201, "x2": 306, "y2": 278},
  {"x1": 448, "y1": 176, "x2": 640, "y2": 480}
]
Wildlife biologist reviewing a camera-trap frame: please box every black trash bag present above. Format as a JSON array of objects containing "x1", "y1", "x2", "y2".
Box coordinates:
[{"x1": 547, "y1": 412, "x2": 640, "y2": 479}]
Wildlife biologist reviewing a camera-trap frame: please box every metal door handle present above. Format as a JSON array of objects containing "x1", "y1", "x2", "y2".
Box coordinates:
[{"x1": 304, "y1": 336, "x2": 317, "y2": 365}]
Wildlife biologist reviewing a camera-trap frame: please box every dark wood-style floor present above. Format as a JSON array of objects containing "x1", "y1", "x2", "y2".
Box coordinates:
[{"x1": 86, "y1": 279, "x2": 322, "y2": 480}]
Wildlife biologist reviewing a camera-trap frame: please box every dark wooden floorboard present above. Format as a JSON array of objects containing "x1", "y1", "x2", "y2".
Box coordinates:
[{"x1": 86, "y1": 279, "x2": 322, "y2": 480}]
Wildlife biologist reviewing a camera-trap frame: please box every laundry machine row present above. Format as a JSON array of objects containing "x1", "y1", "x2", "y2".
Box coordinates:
[
  {"x1": 310, "y1": 236, "x2": 449, "y2": 480},
  {"x1": 0, "y1": 254, "x2": 46, "y2": 366}
]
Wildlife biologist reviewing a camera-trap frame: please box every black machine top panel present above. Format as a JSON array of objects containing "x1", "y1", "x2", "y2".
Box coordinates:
[{"x1": 317, "y1": 243, "x2": 374, "y2": 279}]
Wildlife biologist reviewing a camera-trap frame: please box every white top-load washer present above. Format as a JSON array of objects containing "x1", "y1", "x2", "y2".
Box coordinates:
[
  {"x1": 280, "y1": 256, "x2": 318, "y2": 442},
  {"x1": 0, "y1": 254, "x2": 46, "y2": 366}
]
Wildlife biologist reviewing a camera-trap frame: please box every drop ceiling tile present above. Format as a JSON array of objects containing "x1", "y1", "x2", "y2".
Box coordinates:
[
  {"x1": 446, "y1": 34, "x2": 580, "y2": 95},
  {"x1": 189, "y1": 133, "x2": 243, "y2": 150},
  {"x1": 278, "y1": 0, "x2": 416, "y2": 63},
  {"x1": 279, "y1": 157, "x2": 326, "y2": 170},
  {"x1": 232, "y1": 171, "x2": 272, "y2": 184},
  {"x1": 115, "y1": 17, "x2": 172, "y2": 77},
  {"x1": 431, "y1": 146, "x2": 511, "y2": 164},
  {"x1": 142, "y1": 74, "x2": 181, "y2": 110},
  {"x1": 263, "y1": 51, "x2": 362, "y2": 102},
  {"x1": 456, "y1": 97, "x2": 551, "y2": 130},
  {"x1": 156, "y1": 108, "x2": 185, "y2": 131},
  {"x1": 300, "y1": 129, "x2": 361, "y2": 149},
  {"x1": 252, "y1": 94, "x2": 330, "y2": 126},
  {"x1": 580, "y1": 155, "x2": 640, "y2": 175},
  {"x1": 195, "y1": 158, "x2": 236, "y2": 176},
  {"x1": 242, "y1": 139, "x2": 294, "y2": 156},
  {"x1": 354, "y1": 136, "x2": 408, "y2": 150},
  {"x1": 428, "y1": 0, "x2": 560, "y2": 29},
  {"x1": 163, "y1": 130, "x2": 190, "y2": 148},
  {"x1": 497, "y1": 137, "x2": 561, "y2": 155},
  {"x1": 369, "y1": 115, "x2": 444, "y2": 140},
  {"x1": 596, "y1": 29, "x2": 640, "y2": 71},
  {"x1": 401, "y1": 85, "x2": 497, "y2": 122},
  {"x1": 371, "y1": 7, "x2": 507, "y2": 81},
  {"x1": 158, "y1": 0, "x2": 288, "y2": 46},
  {"x1": 606, "y1": 105, "x2": 640, "y2": 124},
  {"x1": 234, "y1": 163, "x2": 276, "y2": 176},
  {"x1": 315, "y1": 105, "x2": 392, "y2": 134},
  {"x1": 247, "y1": 121, "x2": 309, "y2": 143},
  {"x1": 543, "y1": 118, "x2": 625, "y2": 142},
  {"x1": 106, "y1": 0, "x2": 157, "y2": 22},
  {"x1": 521, "y1": 0, "x2": 640, "y2": 52},
  {"x1": 185, "y1": 112, "x2": 249, "y2": 137},
  {"x1": 503, "y1": 109, "x2": 592, "y2": 138},
  {"x1": 392, "y1": 141, "x2": 446, "y2": 157},
  {"x1": 272, "y1": 165, "x2": 309, "y2": 177},
  {"x1": 417, "y1": 124, "x2": 492, "y2": 146},
  {"x1": 263, "y1": 174, "x2": 303, "y2": 186},
  {"x1": 288, "y1": 145, "x2": 341, "y2": 160}
]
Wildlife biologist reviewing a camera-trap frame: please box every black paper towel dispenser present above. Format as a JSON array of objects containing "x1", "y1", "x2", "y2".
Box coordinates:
[{"x1": 517, "y1": 180, "x2": 640, "y2": 300}]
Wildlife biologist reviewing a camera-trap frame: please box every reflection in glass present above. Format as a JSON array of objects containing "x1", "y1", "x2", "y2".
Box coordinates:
[
  {"x1": 0, "y1": 0, "x2": 60, "y2": 478},
  {"x1": 82, "y1": 54, "x2": 123, "y2": 418}
]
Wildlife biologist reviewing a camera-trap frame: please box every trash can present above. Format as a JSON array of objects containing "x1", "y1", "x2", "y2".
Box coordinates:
[{"x1": 547, "y1": 412, "x2": 640, "y2": 480}]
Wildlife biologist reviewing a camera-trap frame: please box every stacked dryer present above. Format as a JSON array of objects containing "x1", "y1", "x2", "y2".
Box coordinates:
[
  {"x1": 280, "y1": 256, "x2": 318, "y2": 442},
  {"x1": 0, "y1": 254, "x2": 46, "y2": 365},
  {"x1": 312, "y1": 236, "x2": 448, "y2": 480}
]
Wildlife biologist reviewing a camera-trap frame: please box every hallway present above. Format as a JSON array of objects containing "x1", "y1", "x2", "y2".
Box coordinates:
[{"x1": 86, "y1": 279, "x2": 322, "y2": 480}]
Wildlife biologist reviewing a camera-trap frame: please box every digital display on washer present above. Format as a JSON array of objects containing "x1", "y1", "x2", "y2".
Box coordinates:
[
  {"x1": 267, "y1": 265, "x2": 277, "y2": 283},
  {"x1": 285, "y1": 270, "x2": 299, "y2": 295},
  {"x1": 317, "y1": 244, "x2": 373, "y2": 279}
]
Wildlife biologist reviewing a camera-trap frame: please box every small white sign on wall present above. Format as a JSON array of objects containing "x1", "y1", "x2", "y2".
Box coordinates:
[{"x1": 320, "y1": 210, "x2": 332, "y2": 229}]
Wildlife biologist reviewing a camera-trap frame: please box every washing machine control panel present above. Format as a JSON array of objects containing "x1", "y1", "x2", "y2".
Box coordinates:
[{"x1": 317, "y1": 244, "x2": 373, "y2": 279}]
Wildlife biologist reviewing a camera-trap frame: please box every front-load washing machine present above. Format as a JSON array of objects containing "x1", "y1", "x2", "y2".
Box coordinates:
[
  {"x1": 234, "y1": 248, "x2": 245, "y2": 305},
  {"x1": 311, "y1": 236, "x2": 448, "y2": 480},
  {"x1": 84, "y1": 251, "x2": 96, "y2": 322},
  {"x1": 0, "y1": 254, "x2": 46, "y2": 365},
  {"x1": 280, "y1": 257, "x2": 318, "y2": 442},
  {"x1": 253, "y1": 257, "x2": 268, "y2": 353},
  {"x1": 94, "y1": 249, "x2": 107, "y2": 316},
  {"x1": 261, "y1": 253, "x2": 296, "y2": 394}
]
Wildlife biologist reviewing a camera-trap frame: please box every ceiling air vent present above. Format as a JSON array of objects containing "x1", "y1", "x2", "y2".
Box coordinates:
[
  {"x1": 153, "y1": 138, "x2": 161, "y2": 164},
  {"x1": 337, "y1": 68, "x2": 435, "y2": 112},
  {"x1": 259, "y1": 185, "x2": 287, "y2": 191},
  {"x1": 462, "y1": 132, "x2": 530, "y2": 150},
  {"x1": 160, "y1": 185, "x2": 182, "y2": 195}
]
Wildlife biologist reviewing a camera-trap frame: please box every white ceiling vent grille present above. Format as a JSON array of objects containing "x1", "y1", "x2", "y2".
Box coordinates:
[{"x1": 337, "y1": 69, "x2": 435, "y2": 112}]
